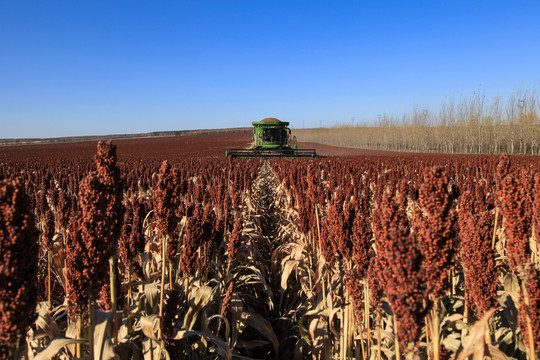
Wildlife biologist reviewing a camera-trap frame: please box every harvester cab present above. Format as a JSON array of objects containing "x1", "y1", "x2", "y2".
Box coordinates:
[{"x1": 226, "y1": 118, "x2": 319, "y2": 158}]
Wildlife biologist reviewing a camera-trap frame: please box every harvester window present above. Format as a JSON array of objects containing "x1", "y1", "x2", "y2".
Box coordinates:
[{"x1": 262, "y1": 128, "x2": 283, "y2": 144}]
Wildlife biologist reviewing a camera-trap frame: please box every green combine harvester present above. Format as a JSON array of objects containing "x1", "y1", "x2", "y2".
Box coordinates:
[{"x1": 226, "y1": 118, "x2": 319, "y2": 158}]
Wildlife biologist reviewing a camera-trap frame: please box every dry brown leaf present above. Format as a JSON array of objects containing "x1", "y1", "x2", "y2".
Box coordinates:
[
  {"x1": 281, "y1": 259, "x2": 299, "y2": 291},
  {"x1": 33, "y1": 338, "x2": 86, "y2": 360},
  {"x1": 64, "y1": 318, "x2": 79, "y2": 357},
  {"x1": 142, "y1": 337, "x2": 168, "y2": 360},
  {"x1": 183, "y1": 284, "x2": 215, "y2": 330},
  {"x1": 453, "y1": 308, "x2": 496, "y2": 360},
  {"x1": 94, "y1": 310, "x2": 116, "y2": 360},
  {"x1": 205, "y1": 314, "x2": 230, "y2": 340},
  {"x1": 140, "y1": 315, "x2": 160, "y2": 341},
  {"x1": 230, "y1": 294, "x2": 245, "y2": 348},
  {"x1": 34, "y1": 302, "x2": 61, "y2": 341},
  {"x1": 244, "y1": 312, "x2": 279, "y2": 355},
  {"x1": 140, "y1": 282, "x2": 161, "y2": 314},
  {"x1": 440, "y1": 313, "x2": 464, "y2": 330},
  {"x1": 488, "y1": 344, "x2": 516, "y2": 360},
  {"x1": 170, "y1": 330, "x2": 232, "y2": 360}
]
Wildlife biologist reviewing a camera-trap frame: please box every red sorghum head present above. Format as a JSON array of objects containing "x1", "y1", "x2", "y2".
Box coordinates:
[
  {"x1": 94, "y1": 141, "x2": 124, "y2": 241},
  {"x1": 227, "y1": 217, "x2": 243, "y2": 260},
  {"x1": 500, "y1": 175, "x2": 531, "y2": 273},
  {"x1": 496, "y1": 153, "x2": 510, "y2": 184},
  {"x1": 374, "y1": 188, "x2": 424, "y2": 353},
  {"x1": 416, "y1": 166, "x2": 456, "y2": 301},
  {"x1": 534, "y1": 173, "x2": 540, "y2": 244},
  {"x1": 373, "y1": 190, "x2": 408, "y2": 271},
  {"x1": 197, "y1": 204, "x2": 217, "y2": 274},
  {"x1": 42, "y1": 204, "x2": 55, "y2": 251},
  {"x1": 384, "y1": 223, "x2": 425, "y2": 353},
  {"x1": 119, "y1": 197, "x2": 146, "y2": 279},
  {"x1": 367, "y1": 256, "x2": 384, "y2": 313},
  {"x1": 65, "y1": 217, "x2": 87, "y2": 318},
  {"x1": 181, "y1": 202, "x2": 205, "y2": 276},
  {"x1": 351, "y1": 192, "x2": 372, "y2": 277},
  {"x1": 57, "y1": 190, "x2": 72, "y2": 231},
  {"x1": 220, "y1": 281, "x2": 234, "y2": 318},
  {"x1": 0, "y1": 179, "x2": 40, "y2": 354},
  {"x1": 324, "y1": 189, "x2": 351, "y2": 261},
  {"x1": 457, "y1": 203, "x2": 498, "y2": 317},
  {"x1": 154, "y1": 161, "x2": 180, "y2": 237},
  {"x1": 78, "y1": 176, "x2": 110, "y2": 295},
  {"x1": 76, "y1": 141, "x2": 123, "y2": 302},
  {"x1": 495, "y1": 153, "x2": 511, "y2": 208}
]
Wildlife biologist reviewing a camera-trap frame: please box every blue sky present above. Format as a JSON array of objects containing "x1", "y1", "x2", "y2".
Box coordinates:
[{"x1": 1, "y1": 1, "x2": 539, "y2": 138}]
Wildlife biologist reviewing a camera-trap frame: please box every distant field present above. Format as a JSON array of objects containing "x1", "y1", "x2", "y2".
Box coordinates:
[
  {"x1": 0, "y1": 131, "x2": 252, "y2": 162},
  {"x1": 0, "y1": 130, "x2": 402, "y2": 161},
  {"x1": 0, "y1": 127, "x2": 251, "y2": 146}
]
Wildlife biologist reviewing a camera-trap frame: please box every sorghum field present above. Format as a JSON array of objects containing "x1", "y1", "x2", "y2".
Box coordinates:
[{"x1": 1, "y1": 132, "x2": 539, "y2": 360}]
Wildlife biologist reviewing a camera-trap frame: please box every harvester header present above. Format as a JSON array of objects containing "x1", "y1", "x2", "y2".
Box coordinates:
[{"x1": 226, "y1": 118, "x2": 319, "y2": 158}]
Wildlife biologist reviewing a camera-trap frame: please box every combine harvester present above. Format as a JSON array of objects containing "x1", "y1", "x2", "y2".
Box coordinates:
[{"x1": 226, "y1": 118, "x2": 319, "y2": 158}]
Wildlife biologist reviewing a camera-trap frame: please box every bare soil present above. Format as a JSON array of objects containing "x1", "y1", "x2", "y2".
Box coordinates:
[{"x1": 0, "y1": 132, "x2": 253, "y2": 162}]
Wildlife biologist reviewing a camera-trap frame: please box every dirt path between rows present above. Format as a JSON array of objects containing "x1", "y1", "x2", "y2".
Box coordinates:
[{"x1": 234, "y1": 161, "x2": 318, "y2": 358}]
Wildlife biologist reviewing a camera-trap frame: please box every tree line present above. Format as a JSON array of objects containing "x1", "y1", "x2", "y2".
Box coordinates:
[{"x1": 294, "y1": 87, "x2": 540, "y2": 155}]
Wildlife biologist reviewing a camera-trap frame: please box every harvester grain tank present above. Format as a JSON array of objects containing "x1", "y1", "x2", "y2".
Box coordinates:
[{"x1": 226, "y1": 118, "x2": 319, "y2": 158}]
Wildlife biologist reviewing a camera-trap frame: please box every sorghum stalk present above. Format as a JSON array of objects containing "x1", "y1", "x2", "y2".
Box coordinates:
[
  {"x1": 42, "y1": 205, "x2": 55, "y2": 310},
  {"x1": 491, "y1": 207, "x2": 499, "y2": 250},
  {"x1": 364, "y1": 281, "x2": 370, "y2": 359},
  {"x1": 376, "y1": 311, "x2": 382, "y2": 360},
  {"x1": 109, "y1": 257, "x2": 118, "y2": 346},
  {"x1": 315, "y1": 204, "x2": 331, "y2": 310},
  {"x1": 394, "y1": 316, "x2": 400, "y2": 359},
  {"x1": 518, "y1": 265, "x2": 540, "y2": 360},
  {"x1": 163, "y1": 288, "x2": 181, "y2": 338},
  {"x1": 89, "y1": 295, "x2": 95, "y2": 360},
  {"x1": 158, "y1": 234, "x2": 167, "y2": 340},
  {"x1": 77, "y1": 312, "x2": 83, "y2": 358},
  {"x1": 48, "y1": 251, "x2": 52, "y2": 310},
  {"x1": 429, "y1": 308, "x2": 440, "y2": 360}
]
